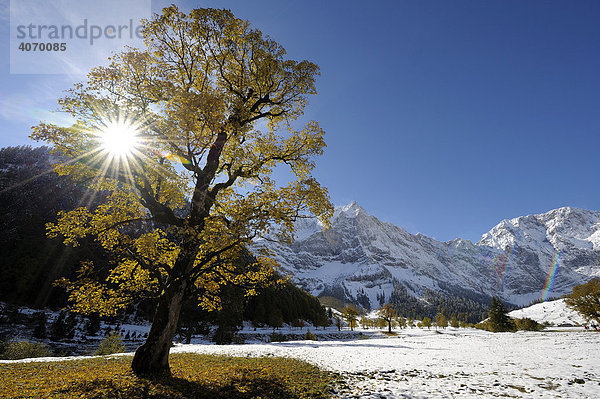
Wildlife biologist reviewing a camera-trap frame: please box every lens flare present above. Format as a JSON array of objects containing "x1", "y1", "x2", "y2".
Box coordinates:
[
  {"x1": 496, "y1": 244, "x2": 514, "y2": 291},
  {"x1": 541, "y1": 249, "x2": 560, "y2": 302},
  {"x1": 100, "y1": 121, "x2": 139, "y2": 156}
]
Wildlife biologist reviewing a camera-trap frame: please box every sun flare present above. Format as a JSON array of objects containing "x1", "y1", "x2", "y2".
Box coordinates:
[{"x1": 100, "y1": 121, "x2": 139, "y2": 156}]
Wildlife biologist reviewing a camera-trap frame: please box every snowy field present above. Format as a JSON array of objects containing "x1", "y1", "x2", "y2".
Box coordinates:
[
  {"x1": 170, "y1": 328, "x2": 600, "y2": 399},
  {"x1": 2, "y1": 299, "x2": 599, "y2": 397}
]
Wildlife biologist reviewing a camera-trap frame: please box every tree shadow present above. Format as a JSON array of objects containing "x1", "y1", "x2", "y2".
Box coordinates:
[{"x1": 63, "y1": 372, "x2": 323, "y2": 399}]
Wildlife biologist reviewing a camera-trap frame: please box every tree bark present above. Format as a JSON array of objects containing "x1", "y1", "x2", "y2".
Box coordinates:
[{"x1": 131, "y1": 279, "x2": 187, "y2": 376}]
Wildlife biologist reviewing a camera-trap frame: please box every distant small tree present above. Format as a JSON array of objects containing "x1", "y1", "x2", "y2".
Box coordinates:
[
  {"x1": 84, "y1": 313, "x2": 101, "y2": 337},
  {"x1": 435, "y1": 313, "x2": 448, "y2": 329},
  {"x1": 488, "y1": 297, "x2": 513, "y2": 332},
  {"x1": 422, "y1": 317, "x2": 432, "y2": 330},
  {"x1": 65, "y1": 312, "x2": 78, "y2": 339},
  {"x1": 450, "y1": 315, "x2": 459, "y2": 328},
  {"x1": 268, "y1": 308, "x2": 284, "y2": 330},
  {"x1": 212, "y1": 285, "x2": 244, "y2": 344},
  {"x1": 335, "y1": 316, "x2": 342, "y2": 331},
  {"x1": 342, "y1": 307, "x2": 358, "y2": 331},
  {"x1": 95, "y1": 332, "x2": 126, "y2": 355},
  {"x1": 360, "y1": 316, "x2": 370, "y2": 329},
  {"x1": 396, "y1": 316, "x2": 407, "y2": 329},
  {"x1": 316, "y1": 307, "x2": 330, "y2": 330},
  {"x1": 50, "y1": 311, "x2": 67, "y2": 341},
  {"x1": 565, "y1": 278, "x2": 600, "y2": 326},
  {"x1": 378, "y1": 304, "x2": 397, "y2": 333},
  {"x1": 253, "y1": 302, "x2": 267, "y2": 326},
  {"x1": 32, "y1": 312, "x2": 47, "y2": 339},
  {"x1": 407, "y1": 317, "x2": 415, "y2": 328}
]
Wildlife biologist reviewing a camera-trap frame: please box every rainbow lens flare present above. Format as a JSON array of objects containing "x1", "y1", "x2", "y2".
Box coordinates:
[{"x1": 541, "y1": 249, "x2": 560, "y2": 302}]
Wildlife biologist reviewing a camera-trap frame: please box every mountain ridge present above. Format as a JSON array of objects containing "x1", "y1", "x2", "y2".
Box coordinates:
[{"x1": 254, "y1": 203, "x2": 600, "y2": 311}]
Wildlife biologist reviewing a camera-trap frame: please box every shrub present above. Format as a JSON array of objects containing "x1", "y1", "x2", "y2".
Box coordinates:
[
  {"x1": 304, "y1": 330, "x2": 317, "y2": 341},
  {"x1": 231, "y1": 335, "x2": 246, "y2": 344},
  {"x1": 94, "y1": 332, "x2": 126, "y2": 355},
  {"x1": 0, "y1": 341, "x2": 52, "y2": 360},
  {"x1": 514, "y1": 317, "x2": 544, "y2": 331},
  {"x1": 270, "y1": 332, "x2": 287, "y2": 342},
  {"x1": 212, "y1": 327, "x2": 237, "y2": 345}
]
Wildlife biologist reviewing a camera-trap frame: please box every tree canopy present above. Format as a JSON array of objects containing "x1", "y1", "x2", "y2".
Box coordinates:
[
  {"x1": 565, "y1": 278, "x2": 600, "y2": 325},
  {"x1": 31, "y1": 6, "x2": 332, "y2": 375}
]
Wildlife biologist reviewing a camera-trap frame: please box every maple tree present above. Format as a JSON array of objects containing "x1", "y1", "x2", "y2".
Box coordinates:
[
  {"x1": 32, "y1": 6, "x2": 332, "y2": 376},
  {"x1": 378, "y1": 304, "x2": 397, "y2": 333},
  {"x1": 566, "y1": 278, "x2": 600, "y2": 326}
]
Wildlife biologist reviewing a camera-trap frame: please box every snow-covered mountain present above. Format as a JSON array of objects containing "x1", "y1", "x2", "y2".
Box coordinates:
[
  {"x1": 254, "y1": 203, "x2": 600, "y2": 309},
  {"x1": 507, "y1": 299, "x2": 586, "y2": 326}
]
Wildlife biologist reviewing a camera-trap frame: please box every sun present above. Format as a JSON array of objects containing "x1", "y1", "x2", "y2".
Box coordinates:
[{"x1": 100, "y1": 121, "x2": 139, "y2": 156}]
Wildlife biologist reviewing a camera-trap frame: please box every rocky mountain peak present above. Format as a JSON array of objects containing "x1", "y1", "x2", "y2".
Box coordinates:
[
  {"x1": 336, "y1": 201, "x2": 365, "y2": 218},
  {"x1": 255, "y1": 203, "x2": 600, "y2": 310}
]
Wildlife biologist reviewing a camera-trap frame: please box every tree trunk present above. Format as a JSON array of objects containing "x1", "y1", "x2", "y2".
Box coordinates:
[{"x1": 131, "y1": 280, "x2": 187, "y2": 376}]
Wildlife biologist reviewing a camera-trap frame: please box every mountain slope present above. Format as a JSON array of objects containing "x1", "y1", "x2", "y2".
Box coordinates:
[
  {"x1": 255, "y1": 203, "x2": 599, "y2": 310},
  {"x1": 508, "y1": 299, "x2": 586, "y2": 326}
]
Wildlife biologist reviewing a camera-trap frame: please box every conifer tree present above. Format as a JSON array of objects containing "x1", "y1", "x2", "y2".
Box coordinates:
[
  {"x1": 488, "y1": 297, "x2": 513, "y2": 332},
  {"x1": 84, "y1": 313, "x2": 101, "y2": 337},
  {"x1": 268, "y1": 308, "x2": 284, "y2": 330},
  {"x1": 32, "y1": 312, "x2": 47, "y2": 339},
  {"x1": 65, "y1": 312, "x2": 78, "y2": 339},
  {"x1": 50, "y1": 311, "x2": 68, "y2": 341}
]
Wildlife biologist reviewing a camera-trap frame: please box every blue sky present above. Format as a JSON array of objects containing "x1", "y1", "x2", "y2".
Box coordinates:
[{"x1": 1, "y1": 0, "x2": 600, "y2": 242}]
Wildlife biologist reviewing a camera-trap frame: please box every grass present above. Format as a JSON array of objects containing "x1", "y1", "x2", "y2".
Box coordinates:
[{"x1": 0, "y1": 353, "x2": 336, "y2": 398}]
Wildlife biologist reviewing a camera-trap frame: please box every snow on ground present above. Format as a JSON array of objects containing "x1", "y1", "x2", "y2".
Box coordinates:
[
  {"x1": 508, "y1": 299, "x2": 586, "y2": 326},
  {"x1": 3, "y1": 319, "x2": 599, "y2": 398},
  {"x1": 171, "y1": 328, "x2": 600, "y2": 398}
]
